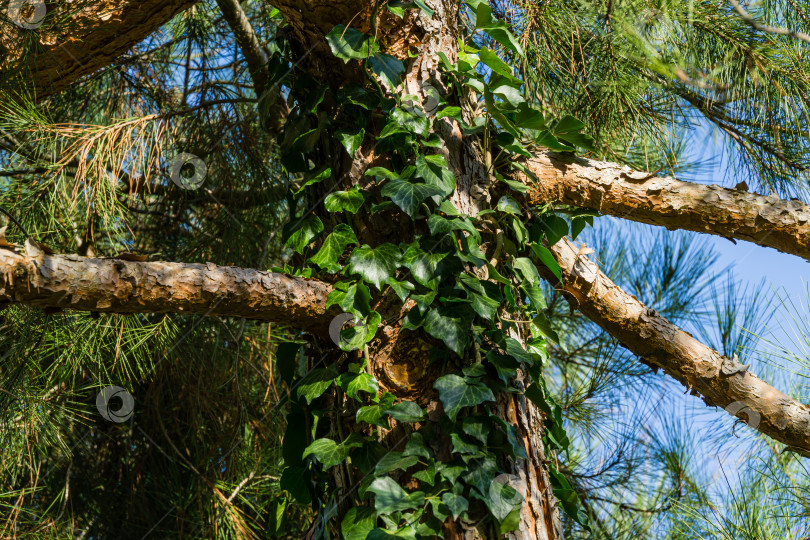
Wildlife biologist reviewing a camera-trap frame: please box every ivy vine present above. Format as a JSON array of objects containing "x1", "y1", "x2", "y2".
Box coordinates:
[{"x1": 269, "y1": 2, "x2": 595, "y2": 536}]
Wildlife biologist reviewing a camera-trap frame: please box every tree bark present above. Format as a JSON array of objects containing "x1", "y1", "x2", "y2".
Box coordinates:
[
  {"x1": 0, "y1": 0, "x2": 197, "y2": 98},
  {"x1": 544, "y1": 236, "x2": 810, "y2": 454},
  {"x1": 0, "y1": 244, "x2": 335, "y2": 337},
  {"x1": 523, "y1": 152, "x2": 810, "y2": 262}
]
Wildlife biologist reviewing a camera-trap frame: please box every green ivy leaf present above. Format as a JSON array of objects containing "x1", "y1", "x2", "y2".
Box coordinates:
[
  {"x1": 491, "y1": 83, "x2": 525, "y2": 106},
  {"x1": 530, "y1": 243, "x2": 562, "y2": 281},
  {"x1": 513, "y1": 257, "x2": 540, "y2": 286},
  {"x1": 337, "y1": 311, "x2": 381, "y2": 351},
  {"x1": 367, "y1": 477, "x2": 425, "y2": 514},
  {"x1": 491, "y1": 415, "x2": 529, "y2": 460},
  {"x1": 515, "y1": 103, "x2": 547, "y2": 130},
  {"x1": 374, "y1": 451, "x2": 418, "y2": 475},
  {"x1": 531, "y1": 312, "x2": 560, "y2": 344},
  {"x1": 384, "y1": 401, "x2": 426, "y2": 423},
  {"x1": 309, "y1": 224, "x2": 358, "y2": 273},
  {"x1": 549, "y1": 467, "x2": 590, "y2": 530},
  {"x1": 467, "y1": 0, "x2": 524, "y2": 55},
  {"x1": 325, "y1": 187, "x2": 365, "y2": 213},
  {"x1": 553, "y1": 114, "x2": 586, "y2": 135},
  {"x1": 326, "y1": 25, "x2": 379, "y2": 61},
  {"x1": 416, "y1": 154, "x2": 456, "y2": 195},
  {"x1": 283, "y1": 214, "x2": 324, "y2": 253},
  {"x1": 294, "y1": 167, "x2": 332, "y2": 195},
  {"x1": 365, "y1": 166, "x2": 399, "y2": 180},
  {"x1": 496, "y1": 195, "x2": 521, "y2": 215},
  {"x1": 485, "y1": 351, "x2": 520, "y2": 383},
  {"x1": 535, "y1": 130, "x2": 575, "y2": 152},
  {"x1": 386, "y1": 277, "x2": 415, "y2": 302},
  {"x1": 297, "y1": 366, "x2": 339, "y2": 404},
  {"x1": 381, "y1": 179, "x2": 444, "y2": 217},
  {"x1": 522, "y1": 280, "x2": 547, "y2": 311},
  {"x1": 478, "y1": 47, "x2": 521, "y2": 84},
  {"x1": 413, "y1": 0, "x2": 434, "y2": 16},
  {"x1": 539, "y1": 214, "x2": 569, "y2": 245},
  {"x1": 450, "y1": 432, "x2": 479, "y2": 454},
  {"x1": 497, "y1": 507, "x2": 522, "y2": 535},
  {"x1": 351, "y1": 441, "x2": 387, "y2": 474},
  {"x1": 497, "y1": 173, "x2": 529, "y2": 193},
  {"x1": 434, "y1": 373, "x2": 495, "y2": 421},
  {"x1": 403, "y1": 432, "x2": 431, "y2": 459},
  {"x1": 367, "y1": 527, "x2": 417, "y2": 540},
  {"x1": 348, "y1": 243, "x2": 402, "y2": 290},
  {"x1": 462, "y1": 414, "x2": 492, "y2": 444},
  {"x1": 438, "y1": 461, "x2": 467, "y2": 484},
  {"x1": 335, "y1": 128, "x2": 365, "y2": 156},
  {"x1": 423, "y1": 303, "x2": 476, "y2": 355},
  {"x1": 357, "y1": 392, "x2": 396, "y2": 428},
  {"x1": 436, "y1": 106, "x2": 462, "y2": 119},
  {"x1": 342, "y1": 507, "x2": 377, "y2": 540},
  {"x1": 487, "y1": 481, "x2": 523, "y2": 522},
  {"x1": 401, "y1": 243, "x2": 455, "y2": 290},
  {"x1": 326, "y1": 280, "x2": 372, "y2": 318},
  {"x1": 427, "y1": 214, "x2": 480, "y2": 240},
  {"x1": 368, "y1": 53, "x2": 406, "y2": 90},
  {"x1": 441, "y1": 492, "x2": 469, "y2": 520},
  {"x1": 392, "y1": 107, "x2": 430, "y2": 136},
  {"x1": 462, "y1": 455, "x2": 497, "y2": 497},
  {"x1": 339, "y1": 372, "x2": 380, "y2": 400},
  {"x1": 413, "y1": 461, "x2": 438, "y2": 485},
  {"x1": 505, "y1": 337, "x2": 534, "y2": 364},
  {"x1": 556, "y1": 131, "x2": 595, "y2": 151},
  {"x1": 486, "y1": 262, "x2": 511, "y2": 285},
  {"x1": 386, "y1": 0, "x2": 409, "y2": 17},
  {"x1": 303, "y1": 433, "x2": 363, "y2": 468}
]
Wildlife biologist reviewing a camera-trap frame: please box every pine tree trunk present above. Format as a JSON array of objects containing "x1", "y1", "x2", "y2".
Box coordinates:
[{"x1": 298, "y1": 1, "x2": 563, "y2": 537}]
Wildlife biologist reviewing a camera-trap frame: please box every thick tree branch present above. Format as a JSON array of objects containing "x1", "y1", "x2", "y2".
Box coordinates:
[
  {"x1": 0, "y1": 246, "x2": 335, "y2": 337},
  {"x1": 543, "y1": 236, "x2": 810, "y2": 453},
  {"x1": 0, "y1": 0, "x2": 197, "y2": 98},
  {"x1": 523, "y1": 152, "x2": 810, "y2": 261}
]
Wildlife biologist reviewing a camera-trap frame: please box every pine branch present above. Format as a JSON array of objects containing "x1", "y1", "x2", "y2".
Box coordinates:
[
  {"x1": 0, "y1": 246, "x2": 335, "y2": 337},
  {"x1": 214, "y1": 0, "x2": 289, "y2": 132},
  {"x1": 523, "y1": 151, "x2": 810, "y2": 262},
  {"x1": 729, "y1": 0, "x2": 810, "y2": 44},
  {"x1": 543, "y1": 236, "x2": 810, "y2": 454}
]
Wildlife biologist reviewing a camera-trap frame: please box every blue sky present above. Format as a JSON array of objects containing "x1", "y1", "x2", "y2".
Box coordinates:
[
  {"x1": 684, "y1": 119, "x2": 810, "y2": 374},
  {"x1": 596, "y1": 119, "x2": 810, "y2": 498}
]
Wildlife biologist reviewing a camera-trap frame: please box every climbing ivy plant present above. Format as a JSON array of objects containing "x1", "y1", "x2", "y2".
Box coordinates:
[{"x1": 271, "y1": 2, "x2": 594, "y2": 536}]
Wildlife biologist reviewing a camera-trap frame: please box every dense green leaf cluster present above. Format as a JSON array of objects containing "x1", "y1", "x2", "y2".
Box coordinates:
[{"x1": 274, "y1": 11, "x2": 596, "y2": 536}]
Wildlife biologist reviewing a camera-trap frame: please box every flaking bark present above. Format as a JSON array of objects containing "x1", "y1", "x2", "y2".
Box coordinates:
[
  {"x1": 0, "y1": 247, "x2": 335, "y2": 337},
  {"x1": 545, "y1": 236, "x2": 810, "y2": 453},
  {"x1": 524, "y1": 152, "x2": 810, "y2": 262}
]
